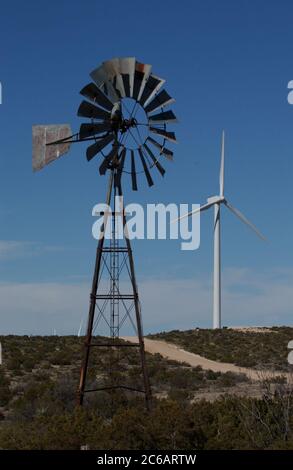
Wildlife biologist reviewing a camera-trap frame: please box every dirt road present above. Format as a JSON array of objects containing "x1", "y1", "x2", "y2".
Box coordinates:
[{"x1": 122, "y1": 336, "x2": 290, "y2": 382}]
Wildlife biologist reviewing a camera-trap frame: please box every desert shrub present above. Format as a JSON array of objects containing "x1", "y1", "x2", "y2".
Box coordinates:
[
  {"x1": 0, "y1": 394, "x2": 293, "y2": 450},
  {"x1": 50, "y1": 351, "x2": 72, "y2": 365},
  {"x1": 0, "y1": 369, "x2": 11, "y2": 406}
]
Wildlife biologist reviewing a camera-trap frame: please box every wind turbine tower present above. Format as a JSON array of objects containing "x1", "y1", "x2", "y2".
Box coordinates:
[{"x1": 179, "y1": 131, "x2": 265, "y2": 329}]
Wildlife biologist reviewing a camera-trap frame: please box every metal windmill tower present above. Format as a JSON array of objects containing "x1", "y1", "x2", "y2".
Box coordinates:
[{"x1": 32, "y1": 57, "x2": 177, "y2": 409}]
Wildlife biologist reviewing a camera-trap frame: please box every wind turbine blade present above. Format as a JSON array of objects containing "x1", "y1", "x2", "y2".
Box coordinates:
[
  {"x1": 224, "y1": 201, "x2": 265, "y2": 240},
  {"x1": 173, "y1": 200, "x2": 215, "y2": 223},
  {"x1": 219, "y1": 130, "x2": 225, "y2": 197}
]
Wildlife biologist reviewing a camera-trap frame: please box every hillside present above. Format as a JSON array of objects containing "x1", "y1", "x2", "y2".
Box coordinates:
[
  {"x1": 149, "y1": 327, "x2": 293, "y2": 371},
  {"x1": 0, "y1": 334, "x2": 251, "y2": 416},
  {"x1": 0, "y1": 332, "x2": 292, "y2": 450}
]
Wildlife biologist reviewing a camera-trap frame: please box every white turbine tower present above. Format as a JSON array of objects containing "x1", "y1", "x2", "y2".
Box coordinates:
[
  {"x1": 178, "y1": 131, "x2": 265, "y2": 329},
  {"x1": 77, "y1": 317, "x2": 84, "y2": 337}
]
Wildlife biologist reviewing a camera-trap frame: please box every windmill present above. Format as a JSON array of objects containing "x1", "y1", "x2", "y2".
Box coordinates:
[
  {"x1": 32, "y1": 57, "x2": 177, "y2": 409},
  {"x1": 177, "y1": 131, "x2": 264, "y2": 329}
]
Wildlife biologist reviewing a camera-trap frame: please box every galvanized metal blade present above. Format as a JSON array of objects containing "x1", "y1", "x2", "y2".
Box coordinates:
[
  {"x1": 114, "y1": 147, "x2": 127, "y2": 188},
  {"x1": 78, "y1": 101, "x2": 111, "y2": 121},
  {"x1": 80, "y1": 83, "x2": 114, "y2": 111},
  {"x1": 90, "y1": 64, "x2": 120, "y2": 103},
  {"x1": 119, "y1": 57, "x2": 135, "y2": 97},
  {"x1": 130, "y1": 150, "x2": 137, "y2": 191},
  {"x1": 139, "y1": 74, "x2": 165, "y2": 107},
  {"x1": 131, "y1": 150, "x2": 138, "y2": 191},
  {"x1": 79, "y1": 123, "x2": 112, "y2": 139},
  {"x1": 121, "y1": 75, "x2": 131, "y2": 98},
  {"x1": 132, "y1": 62, "x2": 152, "y2": 100},
  {"x1": 86, "y1": 134, "x2": 114, "y2": 161},
  {"x1": 99, "y1": 145, "x2": 118, "y2": 175},
  {"x1": 143, "y1": 143, "x2": 165, "y2": 176},
  {"x1": 147, "y1": 136, "x2": 173, "y2": 160},
  {"x1": 102, "y1": 58, "x2": 125, "y2": 98},
  {"x1": 138, "y1": 148, "x2": 154, "y2": 187},
  {"x1": 144, "y1": 89, "x2": 175, "y2": 114},
  {"x1": 149, "y1": 126, "x2": 177, "y2": 143},
  {"x1": 148, "y1": 110, "x2": 177, "y2": 124}
]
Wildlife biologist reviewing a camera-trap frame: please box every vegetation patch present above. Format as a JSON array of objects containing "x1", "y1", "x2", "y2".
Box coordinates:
[{"x1": 149, "y1": 327, "x2": 293, "y2": 370}]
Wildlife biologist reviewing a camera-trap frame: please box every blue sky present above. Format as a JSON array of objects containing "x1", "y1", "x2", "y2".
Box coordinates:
[{"x1": 0, "y1": 0, "x2": 293, "y2": 334}]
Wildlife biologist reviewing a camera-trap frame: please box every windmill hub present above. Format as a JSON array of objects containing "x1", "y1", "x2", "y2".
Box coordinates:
[
  {"x1": 108, "y1": 109, "x2": 138, "y2": 137},
  {"x1": 119, "y1": 116, "x2": 138, "y2": 134}
]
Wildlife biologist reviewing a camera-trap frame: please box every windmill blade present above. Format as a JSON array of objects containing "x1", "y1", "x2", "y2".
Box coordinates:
[
  {"x1": 149, "y1": 127, "x2": 177, "y2": 143},
  {"x1": 173, "y1": 201, "x2": 215, "y2": 223},
  {"x1": 119, "y1": 57, "x2": 135, "y2": 97},
  {"x1": 86, "y1": 134, "x2": 114, "y2": 161},
  {"x1": 78, "y1": 101, "x2": 111, "y2": 121},
  {"x1": 138, "y1": 148, "x2": 154, "y2": 187},
  {"x1": 121, "y1": 74, "x2": 131, "y2": 97},
  {"x1": 144, "y1": 90, "x2": 175, "y2": 114},
  {"x1": 143, "y1": 143, "x2": 165, "y2": 176},
  {"x1": 79, "y1": 122, "x2": 112, "y2": 139},
  {"x1": 90, "y1": 64, "x2": 120, "y2": 103},
  {"x1": 80, "y1": 83, "x2": 114, "y2": 111},
  {"x1": 148, "y1": 110, "x2": 177, "y2": 124},
  {"x1": 99, "y1": 146, "x2": 118, "y2": 175},
  {"x1": 114, "y1": 148, "x2": 126, "y2": 188},
  {"x1": 224, "y1": 201, "x2": 266, "y2": 240},
  {"x1": 131, "y1": 150, "x2": 138, "y2": 191},
  {"x1": 112, "y1": 75, "x2": 124, "y2": 98},
  {"x1": 102, "y1": 58, "x2": 125, "y2": 98},
  {"x1": 139, "y1": 74, "x2": 165, "y2": 107},
  {"x1": 32, "y1": 124, "x2": 72, "y2": 171},
  {"x1": 102, "y1": 58, "x2": 120, "y2": 79},
  {"x1": 219, "y1": 130, "x2": 225, "y2": 197},
  {"x1": 147, "y1": 136, "x2": 173, "y2": 160},
  {"x1": 132, "y1": 61, "x2": 152, "y2": 100}
]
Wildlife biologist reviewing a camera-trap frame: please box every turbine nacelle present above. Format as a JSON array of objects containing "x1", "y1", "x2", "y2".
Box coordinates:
[{"x1": 207, "y1": 195, "x2": 225, "y2": 205}]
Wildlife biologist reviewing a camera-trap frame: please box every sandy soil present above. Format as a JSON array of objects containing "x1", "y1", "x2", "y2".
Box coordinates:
[
  {"x1": 122, "y1": 336, "x2": 290, "y2": 382},
  {"x1": 228, "y1": 327, "x2": 276, "y2": 334}
]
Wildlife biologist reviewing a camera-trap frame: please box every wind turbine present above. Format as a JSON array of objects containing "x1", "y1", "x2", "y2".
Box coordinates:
[
  {"x1": 77, "y1": 317, "x2": 84, "y2": 337},
  {"x1": 178, "y1": 131, "x2": 265, "y2": 329}
]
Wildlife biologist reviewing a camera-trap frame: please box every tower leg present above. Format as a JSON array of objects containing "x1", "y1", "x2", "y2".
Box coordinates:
[
  {"x1": 118, "y1": 185, "x2": 152, "y2": 410},
  {"x1": 213, "y1": 202, "x2": 221, "y2": 329},
  {"x1": 77, "y1": 171, "x2": 114, "y2": 406}
]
